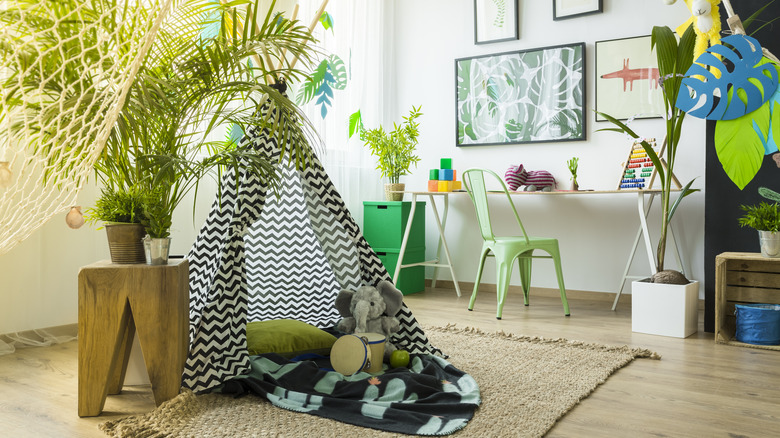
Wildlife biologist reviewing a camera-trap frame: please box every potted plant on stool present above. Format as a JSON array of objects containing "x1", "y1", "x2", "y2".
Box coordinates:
[{"x1": 352, "y1": 106, "x2": 423, "y2": 201}]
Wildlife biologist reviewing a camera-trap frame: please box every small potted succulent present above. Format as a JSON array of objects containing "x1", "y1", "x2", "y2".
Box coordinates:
[
  {"x1": 567, "y1": 157, "x2": 579, "y2": 191},
  {"x1": 351, "y1": 106, "x2": 423, "y2": 201},
  {"x1": 739, "y1": 201, "x2": 780, "y2": 258}
]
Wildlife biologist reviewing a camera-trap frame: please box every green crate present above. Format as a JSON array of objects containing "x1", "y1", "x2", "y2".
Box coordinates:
[
  {"x1": 363, "y1": 201, "x2": 425, "y2": 249},
  {"x1": 375, "y1": 247, "x2": 425, "y2": 295}
]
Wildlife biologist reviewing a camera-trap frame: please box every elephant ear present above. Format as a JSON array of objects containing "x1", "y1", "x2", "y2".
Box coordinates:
[
  {"x1": 335, "y1": 289, "x2": 354, "y2": 317},
  {"x1": 376, "y1": 280, "x2": 404, "y2": 316}
]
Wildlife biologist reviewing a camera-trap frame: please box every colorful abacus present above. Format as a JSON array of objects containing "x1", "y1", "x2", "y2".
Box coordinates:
[
  {"x1": 618, "y1": 139, "x2": 658, "y2": 190},
  {"x1": 427, "y1": 158, "x2": 462, "y2": 192}
]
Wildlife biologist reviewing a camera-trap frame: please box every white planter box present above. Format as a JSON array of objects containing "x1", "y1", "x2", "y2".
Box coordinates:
[{"x1": 632, "y1": 279, "x2": 699, "y2": 338}]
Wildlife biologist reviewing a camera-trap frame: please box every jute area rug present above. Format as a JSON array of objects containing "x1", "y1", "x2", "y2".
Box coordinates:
[{"x1": 100, "y1": 325, "x2": 659, "y2": 438}]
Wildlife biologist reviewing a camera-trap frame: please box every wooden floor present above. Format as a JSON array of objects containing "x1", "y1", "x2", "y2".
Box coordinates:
[{"x1": 1, "y1": 285, "x2": 779, "y2": 437}]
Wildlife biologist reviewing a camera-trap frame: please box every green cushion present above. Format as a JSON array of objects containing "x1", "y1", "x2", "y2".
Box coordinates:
[{"x1": 245, "y1": 319, "x2": 337, "y2": 358}]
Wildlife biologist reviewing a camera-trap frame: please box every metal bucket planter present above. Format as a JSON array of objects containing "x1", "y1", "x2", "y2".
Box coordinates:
[
  {"x1": 144, "y1": 236, "x2": 171, "y2": 265},
  {"x1": 104, "y1": 223, "x2": 146, "y2": 264},
  {"x1": 759, "y1": 230, "x2": 780, "y2": 258}
]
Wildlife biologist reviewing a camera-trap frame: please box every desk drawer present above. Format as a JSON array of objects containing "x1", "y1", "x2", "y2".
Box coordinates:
[
  {"x1": 363, "y1": 201, "x2": 425, "y2": 249},
  {"x1": 375, "y1": 247, "x2": 425, "y2": 295}
]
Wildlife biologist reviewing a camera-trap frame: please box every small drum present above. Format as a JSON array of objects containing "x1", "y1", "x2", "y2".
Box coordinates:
[{"x1": 330, "y1": 332, "x2": 386, "y2": 375}]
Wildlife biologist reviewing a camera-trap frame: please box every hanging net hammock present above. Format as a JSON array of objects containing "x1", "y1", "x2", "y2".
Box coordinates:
[{"x1": 0, "y1": 0, "x2": 173, "y2": 256}]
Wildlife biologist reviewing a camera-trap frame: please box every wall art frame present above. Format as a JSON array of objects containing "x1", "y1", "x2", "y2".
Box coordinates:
[
  {"x1": 474, "y1": 0, "x2": 519, "y2": 44},
  {"x1": 553, "y1": 0, "x2": 603, "y2": 21},
  {"x1": 455, "y1": 42, "x2": 586, "y2": 147},
  {"x1": 595, "y1": 35, "x2": 664, "y2": 121}
]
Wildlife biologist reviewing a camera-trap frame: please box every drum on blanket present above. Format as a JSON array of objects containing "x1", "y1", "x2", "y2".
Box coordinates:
[{"x1": 330, "y1": 333, "x2": 386, "y2": 375}]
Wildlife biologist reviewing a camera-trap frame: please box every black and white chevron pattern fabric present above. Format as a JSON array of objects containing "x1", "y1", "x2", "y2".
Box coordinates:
[{"x1": 182, "y1": 108, "x2": 440, "y2": 393}]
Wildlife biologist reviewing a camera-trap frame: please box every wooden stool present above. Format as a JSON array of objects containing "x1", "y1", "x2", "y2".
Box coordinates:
[{"x1": 78, "y1": 259, "x2": 189, "y2": 417}]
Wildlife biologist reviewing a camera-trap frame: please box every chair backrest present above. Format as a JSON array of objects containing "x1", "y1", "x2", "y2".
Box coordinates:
[{"x1": 462, "y1": 168, "x2": 530, "y2": 244}]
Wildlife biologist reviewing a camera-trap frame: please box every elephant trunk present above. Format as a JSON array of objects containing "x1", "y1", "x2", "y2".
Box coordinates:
[{"x1": 353, "y1": 300, "x2": 370, "y2": 333}]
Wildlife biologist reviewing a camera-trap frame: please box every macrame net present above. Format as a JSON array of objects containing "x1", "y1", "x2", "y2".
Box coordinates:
[{"x1": 0, "y1": 0, "x2": 172, "y2": 256}]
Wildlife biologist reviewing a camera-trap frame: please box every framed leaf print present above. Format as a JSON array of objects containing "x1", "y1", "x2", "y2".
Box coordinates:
[
  {"x1": 455, "y1": 42, "x2": 586, "y2": 146},
  {"x1": 595, "y1": 35, "x2": 664, "y2": 121},
  {"x1": 553, "y1": 0, "x2": 603, "y2": 21},
  {"x1": 474, "y1": 0, "x2": 518, "y2": 44}
]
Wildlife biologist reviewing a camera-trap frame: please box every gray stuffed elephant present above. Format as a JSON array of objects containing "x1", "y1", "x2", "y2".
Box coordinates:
[{"x1": 335, "y1": 280, "x2": 404, "y2": 358}]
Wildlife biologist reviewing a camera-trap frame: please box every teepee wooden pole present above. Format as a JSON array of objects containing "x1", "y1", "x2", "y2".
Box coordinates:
[
  {"x1": 289, "y1": 0, "x2": 329, "y2": 71},
  {"x1": 275, "y1": 3, "x2": 300, "y2": 71}
]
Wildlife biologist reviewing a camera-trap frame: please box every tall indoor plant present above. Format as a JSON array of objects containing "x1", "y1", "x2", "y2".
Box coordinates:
[
  {"x1": 599, "y1": 24, "x2": 700, "y2": 337},
  {"x1": 598, "y1": 24, "x2": 699, "y2": 284},
  {"x1": 91, "y1": 0, "x2": 321, "y2": 262},
  {"x1": 350, "y1": 106, "x2": 422, "y2": 201}
]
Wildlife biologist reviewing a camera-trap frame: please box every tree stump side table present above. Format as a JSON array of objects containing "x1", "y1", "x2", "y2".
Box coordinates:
[{"x1": 78, "y1": 259, "x2": 189, "y2": 417}]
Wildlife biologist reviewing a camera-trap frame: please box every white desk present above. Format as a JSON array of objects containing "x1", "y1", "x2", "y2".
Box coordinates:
[{"x1": 392, "y1": 189, "x2": 685, "y2": 310}]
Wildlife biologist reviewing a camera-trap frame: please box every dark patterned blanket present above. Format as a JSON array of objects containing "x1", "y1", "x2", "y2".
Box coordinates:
[{"x1": 218, "y1": 353, "x2": 480, "y2": 436}]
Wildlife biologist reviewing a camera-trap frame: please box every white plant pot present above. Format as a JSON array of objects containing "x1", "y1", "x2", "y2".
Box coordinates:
[{"x1": 632, "y1": 279, "x2": 699, "y2": 338}]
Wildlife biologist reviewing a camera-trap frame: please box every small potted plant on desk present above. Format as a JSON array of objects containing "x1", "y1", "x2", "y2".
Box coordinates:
[
  {"x1": 351, "y1": 106, "x2": 423, "y2": 201},
  {"x1": 739, "y1": 200, "x2": 780, "y2": 258},
  {"x1": 567, "y1": 157, "x2": 579, "y2": 191}
]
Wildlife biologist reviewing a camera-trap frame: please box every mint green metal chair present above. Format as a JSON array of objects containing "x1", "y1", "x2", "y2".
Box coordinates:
[{"x1": 462, "y1": 169, "x2": 570, "y2": 319}]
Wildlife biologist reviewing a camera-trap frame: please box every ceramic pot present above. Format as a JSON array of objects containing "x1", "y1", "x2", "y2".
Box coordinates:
[
  {"x1": 384, "y1": 183, "x2": 405, "y2": 201},
  {"x1": 105, "y1": 223, "x2": 146, "y2": 264},
  {"x1": 631, "y1": 278, "x2": 699, "y2": 338},
  {"x1": 759, "y1": 230, "x2": 780, "y2": 258}
]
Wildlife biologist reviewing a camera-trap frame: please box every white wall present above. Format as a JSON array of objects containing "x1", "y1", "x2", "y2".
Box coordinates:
[
  {"x1": 0, "y1": 1, "x2": 707, "y2": 334},
  {"x1": 390, "y1": 0, "x2": 706, "y2": 294}
]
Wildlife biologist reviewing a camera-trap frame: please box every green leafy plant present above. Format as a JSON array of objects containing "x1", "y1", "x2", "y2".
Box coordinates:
[
  {"x1": 350, "y1": 106, "x2": 423, "y2": 184},
  {"x1": 567, "y1": 157, "x2": 579, "y2": 187},
  {"x1": 91, "y1": 0, "x2": 322, "y2": 238},
  {"x1": 597, "y1": 25, "x2": 700, "y2": 280},
  {"x1": 84, "y1": 187, "x2": 149, "y2": 226},
  {"x1": 739, "y1": 202, "x2": 780, "y2": 232}
]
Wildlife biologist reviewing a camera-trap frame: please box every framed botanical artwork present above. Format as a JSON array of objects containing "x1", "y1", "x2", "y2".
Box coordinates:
[
  {"x1": 595, "y1": 35, "x2": 664, "y2": 121},
  {"x1": 455, "y1": 42, "x2": 586, "y2": 146},
  {"x1": 553, "y1": 0, "x2": 603, "y2": 21},
  {"x1": 474, "y1": 0, "x2": 519, "y2": 44}
]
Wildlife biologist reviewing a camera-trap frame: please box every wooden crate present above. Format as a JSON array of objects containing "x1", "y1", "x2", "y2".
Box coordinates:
[{"x1": 715, "y1": 252, "x2": 780, "y2": 350}]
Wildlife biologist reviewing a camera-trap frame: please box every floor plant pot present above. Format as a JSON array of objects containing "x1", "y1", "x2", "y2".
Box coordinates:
[
  {"x1": 144, "y1": 236, "x2": 172, "y2": 265},
  {"x1": 385, "y1": 183, "x2": 405, "y2": 201},
  {"x1": 759, "y1": 230, "x2": 780, "y2": 258},
  {"x1": 632, "y1": 278, "x2": 699, "y2": 338},
  {"x1": 105, "y1": 223, "x2": 146, "y2": 264}
]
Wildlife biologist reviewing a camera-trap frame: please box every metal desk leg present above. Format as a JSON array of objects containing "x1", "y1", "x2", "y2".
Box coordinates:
[
  {"x1": 612, "y1": 191, "x2": 658, "y2": 311},
  {"x1": 393, "y1": 194, "x2": 417, "y2": 285}
]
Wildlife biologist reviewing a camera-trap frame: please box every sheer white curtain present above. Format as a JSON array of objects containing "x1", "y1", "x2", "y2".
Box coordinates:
[{"x1": 292, "y1": 0, "x2": 389, "y2": 224}]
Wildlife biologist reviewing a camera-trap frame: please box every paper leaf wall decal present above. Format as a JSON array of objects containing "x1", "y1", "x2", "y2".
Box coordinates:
[{"x1": 676, "y1": 34, "x2": 779, "y2": 120}]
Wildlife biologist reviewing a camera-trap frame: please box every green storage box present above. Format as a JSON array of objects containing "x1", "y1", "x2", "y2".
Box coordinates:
[
  {"x1": 375, "y1": 247, "x2": 425, "y2": 295},
  {"x1": 363, "y1": 201, "x2": 425, "y2": 249}
]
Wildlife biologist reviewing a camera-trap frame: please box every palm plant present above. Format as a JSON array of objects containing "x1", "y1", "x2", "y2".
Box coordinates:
[
  {"x1": 93, "y1": 0, "x2": 322, "y2": 238},
  {"x1": 597, "y1": 25, "x2": 699, "y2": 281}
]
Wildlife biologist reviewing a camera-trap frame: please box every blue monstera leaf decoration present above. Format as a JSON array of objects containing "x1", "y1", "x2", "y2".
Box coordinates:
[{"x1": 676, "y1": 34, "x2": 779, "y2": 120}]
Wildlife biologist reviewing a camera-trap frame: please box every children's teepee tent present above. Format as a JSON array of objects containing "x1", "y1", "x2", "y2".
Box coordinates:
[{"x1": 181, "y1": 107, "x2": 441, "y2": 393}]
